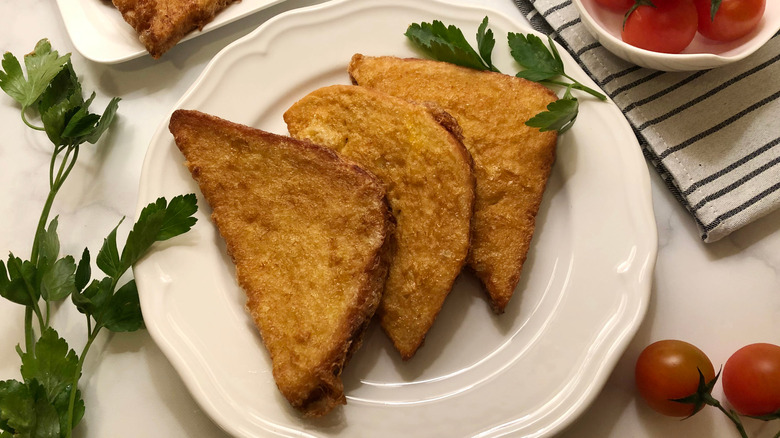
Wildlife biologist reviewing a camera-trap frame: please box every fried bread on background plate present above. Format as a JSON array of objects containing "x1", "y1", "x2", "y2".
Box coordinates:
[
  {"x1": 168, "y1": 109, "x2": 394, "y2": 416},
  {"x1": 284, "y1": 84, "x2": 475, "y2": 360},
  {"x1": 111, "y1": 0, "x2": 238, "y2": 58},
  {"x1": 349, "y1": 55, "x2": 558, "y2": 314}
]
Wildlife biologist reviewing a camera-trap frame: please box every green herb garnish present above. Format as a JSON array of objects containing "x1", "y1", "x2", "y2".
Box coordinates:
[
  {"x1": 406, "y1": 17, "x2": 607, "y2": 133},
  {"x1": 507, "y1": 32, "x2": 605, "y2": 101},
  {"x1": 526, "y1": 86, "x2": 580, "y2": 133},
  {"x1": 0, "y1": 39, "x2": 198, "y2": 438},
  {"x1": 405, "y1": 17, "x2": 499, "y2": 72}
]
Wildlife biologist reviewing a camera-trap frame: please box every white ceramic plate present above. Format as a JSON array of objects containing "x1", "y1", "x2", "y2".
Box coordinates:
[
  {"x1": 574, "y1": 0, "x2": 780, "y2": 71},
  {"x1": 134, "y1": 0, "x2": 658, "y2": 436},
  {"x1": 54, "y1": 0, "x2": 290, "y2": 64}
]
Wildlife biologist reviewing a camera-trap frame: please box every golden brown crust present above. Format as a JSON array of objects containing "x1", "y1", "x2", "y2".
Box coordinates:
[
  {"x1": 284, "y1": 85, "x2": 475, "y2": 360},
  {"x1": 111, "y1": 0, "x2": 239, "y2": 58},
  {"x1": 169, "y1": 109, "x2": 393, "y2": 416},
  {"x1": 349, "y1": 54, "x2": 558, "y2": 314}
]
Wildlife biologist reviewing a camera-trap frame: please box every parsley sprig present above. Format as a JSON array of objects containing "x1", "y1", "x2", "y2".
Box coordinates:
[
  {"x1": 0, "y1": 39, "x2": 198, "y2": 437},
  {"x1": 405, "y1": 17, "x2": 607, "y2": 133},
  {"x1": 406, "y1": 17, "x2": 500, "y2": 72}
]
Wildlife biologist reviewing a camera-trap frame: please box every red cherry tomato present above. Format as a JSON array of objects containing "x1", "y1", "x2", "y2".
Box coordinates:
[
  {"x1": 622, "y1": 0, "x2": 699, "y2": 53},
  {"x1": 723, "y1": 343, "x2": 780, "y2": 416},
  {"x1": 635, "y1": 340, "x2": 716, "y2": 417},
  {"x1": 594, "y1": 0, "x2": 635, "y2": 13},
  {"x1": 694, "y1": 0, "x2": 766, "y2": 42}
]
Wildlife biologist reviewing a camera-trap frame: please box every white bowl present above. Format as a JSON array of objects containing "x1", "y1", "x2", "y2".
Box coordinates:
[{"x1": 573, "y1": 0, "x2": 780, "y2": 71}]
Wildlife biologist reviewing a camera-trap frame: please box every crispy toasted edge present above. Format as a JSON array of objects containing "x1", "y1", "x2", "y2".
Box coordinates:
[
  {"x1": 348, "y1": 54, "x2": 558, "y2": 314},
  {"x1": 291, "y1": 203, "x2": 394, "y2": 416},
  {"x1": 474, "y1": 124, "x2": 556, "y2": 315},
  {"x1": 168, "y1": 108, "x2": 395, "y2": 416},
  {"x1": 349, "y1": 53, "x2": 559, "y2": 105}
]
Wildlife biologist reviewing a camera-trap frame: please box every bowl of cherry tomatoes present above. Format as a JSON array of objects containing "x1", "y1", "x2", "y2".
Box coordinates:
[{"x1": 572, "y1": 0, "x2": 780, "y2": 71}]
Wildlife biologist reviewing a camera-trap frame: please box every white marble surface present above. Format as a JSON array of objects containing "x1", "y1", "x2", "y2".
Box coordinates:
[{"x1": 0, "y1": 0, "x2": 778, "y2": 437}]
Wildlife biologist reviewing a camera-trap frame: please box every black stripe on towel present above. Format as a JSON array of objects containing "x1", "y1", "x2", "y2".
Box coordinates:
[
  {"x1": 610, "y1": 70, "x2": 665, "y2": 96},
  {"x1": 658, "y1": 90, "x2": 780, "y2": 160},
  {"x1": 541, "y1": 0, "x2": 572, "y2": 17},
  {"x1": 622, "y1": 70, "x2": 705, "y2": 114},
  {"x1": 703, "y1": 181, "x2": 780, "y2": 232},
  {"x1": 682, "y1": 136, "x2": 780, "y2": 196},
  {"x1": 692, "y1": 156, "x2": 780, "y2": 211},
  {"x1": 634, "y1": 53, "x2": 780, "y2": 129}
]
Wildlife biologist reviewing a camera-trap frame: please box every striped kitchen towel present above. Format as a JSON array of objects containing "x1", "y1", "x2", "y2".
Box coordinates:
[{"x1": 515, "y1": 0, "x2": 780, "y2": 242}]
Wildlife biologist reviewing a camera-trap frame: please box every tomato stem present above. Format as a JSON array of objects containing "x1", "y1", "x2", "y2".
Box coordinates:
[{"x1": 704, "y1": 393, "x2": 749, "y2": 438}]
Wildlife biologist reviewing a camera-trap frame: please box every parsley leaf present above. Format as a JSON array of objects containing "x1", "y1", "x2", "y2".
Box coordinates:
[
  {"x1": 61, "y1": 94, "x2": 100, "y2": 139},
  {"x1": 121, "y1": 194, "x2": 198, "y2": 268},
  {"x1": 38, "y1": 61, "x2": 83, "y2": 145},
  {"x1": 96, "y1": 194, "x2": 198, "y2": 279},
  {"x1": 52, "y1": 385, "x2": 84, "y2": 433},
  {"x1": 82, "y1": 97, "x2": 120, "y2": 145},
  {"x1": 95, "y1": 221, "x2": 123, "y2": 279},
  {"x1": 0, "y1": 255, "x2": 37, "y2": 307},
  {"x1": 71, "y1": 278, "x2": 112, "y2": 320},
  {"x1": 39, "y1": 256, "x2": 76, "y2": 302},
  {"x1": 0, "y1": 39, "x2": 70, "y2": 111},
  {"x1": 74, "y1": 249, "x2": 91, "y2": 293},
  {"x1": 17, "y1": 328, "x2": 79, "y2": 404},
  {"x1": 101, "y1": 280, "x2": 144, "y2": 333},
  {"x1": 405, "y1": 18, "x2": 498, "y2": 72},
  {"x1": 0, "y1": 369, "x2": 77, "y2": 437},
  {"x1": 0, "y1": 379, "x2": 60, "y2": 438},
  {"x1": 0, "y1": 379, "x2": 31, "y2": 433},
  {"x1": 35, "y1": 218, "x2": 61, "y2": 270},
  {"x1": 41, "y1": 256, "x2": 76, "y2": 301},
  {"x1": 0, "y1": 257, "x2": 31, "y2": 307},
  {"x1": 36, "y1": 61, "x2": 122, "y2": 147},
  {"x1": 476, "y1": 17, "x2": 498, "y2": 72},
  {"x1": 83, "y1": 195, "x2": 198, "y2": 330},
  {"x1": 406, "y1": 18, "x2": 610, "y2": 133},
  {"x1": 37, "y1": 60, "x2": 81, "y2": 116},
  {"x1": 72, "y1": 278, "x2": 144, "y2": 332},
  {"x1": 31, "y1": 218, "x2": 77, "y2": 303},
  {"x1": 526, "y1": 87, "x2": 580, "y2": 133},
  {"x1": 508, "y1": 33, "x2": 564, "y2": 82},
  {"x1": 508, "y1": 33, "x2": 606, "y2": 101}
]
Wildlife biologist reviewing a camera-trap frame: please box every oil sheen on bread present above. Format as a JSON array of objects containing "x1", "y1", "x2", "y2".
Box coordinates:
[
  {"x1": 349, "y1": 55, "x2": 558, "y2": 314},
  {"x1": 284, "y1": 85, "x2": 475, "y2": 360},
  {"x1": 169, "y1": 109, "x2": 394, "y2": 416}
]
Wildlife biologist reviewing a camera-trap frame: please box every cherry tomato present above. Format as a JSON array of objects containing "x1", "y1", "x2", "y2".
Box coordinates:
[
  {"x1": 635, "y1": 340, "x2": 716, "y2": 416},
  {"x1": 594, "y1": 0, "x2": 635, "y2": 13},
  {"x1": 722, "y1": 343, "x2": 780, "y2": 416},
  {"x1": 694, "y1": 0, "x2": 766, "y2": 42},
  {"x1": 622, "y1": 0, "x2": 699, "y2": 54}
]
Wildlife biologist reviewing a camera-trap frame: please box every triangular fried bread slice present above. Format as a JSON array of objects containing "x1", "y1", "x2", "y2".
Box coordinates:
[
  {"x1": 349, "y1": 55, "x2": 558, "y2": 314},
  {"x1": 111, "y1": 0, "x2": 238, "y2": 58},
  {"x1": 169, "y1": 109, "x2": 393, "y2": 416},
  {"x1": 284, "y1": 85, "x2": 475, "y2": 360}
]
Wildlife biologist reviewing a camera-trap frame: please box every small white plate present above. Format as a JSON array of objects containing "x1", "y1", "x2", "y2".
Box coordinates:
[
  {"x1": 54, "y1": 0, "x2": 290, "y2": 64},
  {"x1": 574, "y1": 0, "x2": 780, "y2": 71},
  {"x1": 134, "y1": 0, "x2": 658, "y2": 436}
]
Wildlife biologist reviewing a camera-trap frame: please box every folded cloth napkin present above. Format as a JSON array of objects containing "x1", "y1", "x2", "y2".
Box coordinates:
[{"x1": 515, "y1": 0, "x2": 780, "y2": 242}]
